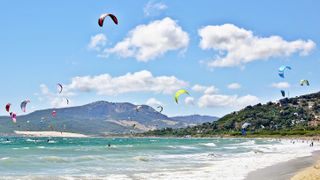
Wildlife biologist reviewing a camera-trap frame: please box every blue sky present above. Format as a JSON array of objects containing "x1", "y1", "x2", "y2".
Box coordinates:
[{"x1": 0, "y1": 0, "x2": 319, "y2": 117}]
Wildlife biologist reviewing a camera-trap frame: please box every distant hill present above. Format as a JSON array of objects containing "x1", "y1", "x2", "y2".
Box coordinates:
[
  {"x1": 144, "y1": 91, "x2": 320, "y2": 136},
  {"x1": 0, "y1": 101, "x2": 216, "y2": 135},
  {"x1": 170, "y1": 115, "x2": 219, "y2": 126}
]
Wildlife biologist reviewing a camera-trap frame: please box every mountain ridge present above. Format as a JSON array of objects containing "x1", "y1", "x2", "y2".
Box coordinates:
[{"x1": 0, "y1": 101, "x2": 218, "y2": 135}]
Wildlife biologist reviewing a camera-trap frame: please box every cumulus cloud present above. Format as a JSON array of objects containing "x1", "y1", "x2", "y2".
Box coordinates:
[
  {"x1": 184, "y1": 96, "x2": 195, "y2": 105},
  {"x1": 271, "y1": 82, "x2": 290, "y2": 89},
  {"x1": 144, "y1": 1, "x2": 167, "y2": 16},
  {"x1": 88, "y1": 33, "x2": 107, "y2": 51},
  {"x1": 191, "y1": 84, "x2": 207, "y2": 92},
  {"x1": 191, "y1": 84, "x2": 218, "y2": 94},
  {"x1": 198, "y1": 94, "x2": 259, "y2": 108},
  {"x1": 198, "y1": 24, "x2": 316, "y2": 67},
  {"x1": 228, "y1": 83, "x2": 241, "y2": 89},
  {"x1": 146, "y1": 98, "x2": 163, "y2": 107},
  {"x1": 68, "y1": 70, "x2": 188, "y2": 95},
  {"x1": 105, "y1": 17, "x2": 189, "y2": 61}
]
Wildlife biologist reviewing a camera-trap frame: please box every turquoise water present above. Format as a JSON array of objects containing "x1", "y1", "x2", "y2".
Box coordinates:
[{"x1": 0, "y1": 137, "x2": 303, "y2": 179}]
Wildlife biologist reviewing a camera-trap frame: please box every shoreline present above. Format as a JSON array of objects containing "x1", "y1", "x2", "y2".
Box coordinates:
[
  {"x1": 13, "y1": 131, "x2": 89, "y2": 138},
  {"x1": 1, "y1": 132, "x2": 320, "y2": 140},
  {"x1": 245, "y1": 150, "x2": 320, "y2": 180}
]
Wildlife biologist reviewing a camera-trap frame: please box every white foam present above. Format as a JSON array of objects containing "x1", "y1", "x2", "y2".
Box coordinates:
[
  {"x1": 48, "y1": 140, "x2": 56, "y2": 144},
  {"x1": 26, "y1": 138, "x2": 36, "y2": 142},
  {"x1": 224, "y1": 146, "x2": 237, "y2": 150},
  {"x1": 0, "y1": 157, "x2": 10, "y2": 161},
  {"x1": 201, "y1": 143, "x2": 216, "y2": 147},
  {"x1": 167, "y1": 145, "x2": 198, "y2": 149},
  {"x1": 12, "y1": 147, "x2": 30, "y2": 150},
  {"x1": 237, "y1": 140, "x2": 256, "y2": 146},
  {"x1": 134, "y1": 140, "x2": 320, "y2": 180}
]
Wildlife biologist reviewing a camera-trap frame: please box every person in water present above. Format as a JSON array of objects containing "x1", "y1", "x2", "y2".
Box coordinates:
[
  {"x1": 108, "y1": 143, "x2": 111, "y2": 147},
  {"x1": 310, "y1": 142, "x2": 314, "y2": 147}
]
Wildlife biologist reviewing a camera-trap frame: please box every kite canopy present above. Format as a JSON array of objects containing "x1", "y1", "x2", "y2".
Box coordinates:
[
  {"x1": 136, "y1": 105, "x2": 142, "y2": 112},
  {"x1": 5, "y1": 103, "x2": 11, "y2": 112},
  {"x1": 281, "y1": 90, "x2": 285, "y2": 97},
  {"x1": 20, "y1": 100, "x2": 30, "y2": 112},
  {"x1": 278, "y1": 66, "x2": 291, "y2": 78},
  {"x1": 66, "y1": 98, "x2": 69, "y2": 105},
  {"x1": 57, "y1": 83, "x2": 63, "y2": 94},
  {"x1": 300, "y1": 80, "x2": 310, "y2": 86},
  {"x1": 174, "y1": 89, "x2": 190, "y2": 104},
  {"x1": 157, "y1": 105, "x2": 163, "y2": 113},
  {"x1": 241, "y1": 122, "x2": 251, "y2": 129},
  {"x1": 98, "y1": 13, "x2": 118, "y2": 27},
  {"x1": 10, "y1": 112, "x2": 17, "y2": 123},
  {"x1": 52, "y1": 110, "x2": 57, "y2": 117}
]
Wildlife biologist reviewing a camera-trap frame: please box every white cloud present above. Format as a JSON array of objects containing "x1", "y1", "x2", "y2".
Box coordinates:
[
  {"x1": 39, "y1": 84, "x2": 72, "y2": 108},
  {"x1": 88, "y1": 33, "x2": 107, "y2": 51},
  {"x1": 184, "y1": 97, "x2": 195, "y2": 105},
  {"x1": 191, "y1": 84, "x2": 218, "y2": 94},
  {"x1": 271, "y1": 82, "x2": 290, "y2": 89},
  {"x1": 198, "y1": 94, "x2": 259, "y2": 108},
  {"x1": 144, "y1": 1, "x2": 167, "y2": 16},
  {"x1": 146, "y1": 98, "x2": 163, "y2": 107},
  {"x1": 228, "y1": 83, "x2": 241, "y2": 89},
  {"x1": 199, "y1": 24, "x2": 316, "y2": 67},
  {"x1": 204, "y1": 86, "x2": 218, "y2": 95},
  {"x1": 68, "y1": 70, "x2": 188, "y2": 96},
  {"x1": 105, "y1": 17, "x2": 189, "y2": 61},
  {"x1": 191, "y1": 84, "x2": 207, "y2": 92}
]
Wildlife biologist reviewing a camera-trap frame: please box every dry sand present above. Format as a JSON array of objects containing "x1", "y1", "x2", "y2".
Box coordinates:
[
  {"x1": 291, "y1": 160, "x2": 320, "y2": 180},
  {"x1": 14, "y1": 131, "x2": 88, "y2": 137}
]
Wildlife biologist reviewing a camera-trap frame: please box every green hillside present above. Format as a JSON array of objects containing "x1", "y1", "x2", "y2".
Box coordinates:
[{"x1": 143, "y1": 91, "x2": 320, "y2": 137}]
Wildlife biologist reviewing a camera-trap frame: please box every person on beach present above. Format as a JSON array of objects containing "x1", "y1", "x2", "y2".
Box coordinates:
[{"x1": 310, "y1": 142, "x2": 314, "y2": 147}]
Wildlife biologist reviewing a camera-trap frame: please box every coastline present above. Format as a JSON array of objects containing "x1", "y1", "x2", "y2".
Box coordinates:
[
  {"x1": 13, "y1": 130, "x2": 89, "y2": 137},
  {"x1": 0, "y1": 136, "x2": 319, "y2": 179},
  {"x1": 245, "y1": 150, "x2": 320, "y2": 180}
]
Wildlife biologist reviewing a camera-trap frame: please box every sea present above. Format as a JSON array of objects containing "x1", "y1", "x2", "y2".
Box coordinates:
[{"x1": 0, "y1": 137, "x2": 318, "y2": 180}]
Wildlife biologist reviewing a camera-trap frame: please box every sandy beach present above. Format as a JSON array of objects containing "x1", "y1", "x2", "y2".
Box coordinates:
[
  {"x1": 291, "y1": 159, "x2": 320, "y2": 180},
  {"x1": 14, "y1": 131, "x2": 88, "y2": 137},
  {"x1": 246, "y1": 151, "x2": 320, "y2": 180}
]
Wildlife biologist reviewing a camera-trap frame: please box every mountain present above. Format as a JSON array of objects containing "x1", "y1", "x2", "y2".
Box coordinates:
[
  {"x1": 170, "y1": 115, "x2": 219, "y2": 126},
  {"x1": 0, "y1": 101, "x2": 216, "y2": 136},
  {"x1": 144, "y1": 91, "x2": 320, "y2": 136}
]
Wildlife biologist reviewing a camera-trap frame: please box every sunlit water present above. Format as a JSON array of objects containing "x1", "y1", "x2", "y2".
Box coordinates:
[{"x1": 0, "y1": 137, "x2": 318, "y2": 179}]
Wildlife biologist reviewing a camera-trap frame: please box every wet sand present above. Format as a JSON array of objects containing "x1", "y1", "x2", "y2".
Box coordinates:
[{"x1": 245, "y1": 151, "x2": 320, "y2": 180}]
